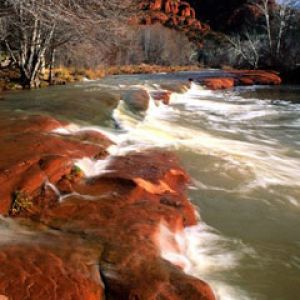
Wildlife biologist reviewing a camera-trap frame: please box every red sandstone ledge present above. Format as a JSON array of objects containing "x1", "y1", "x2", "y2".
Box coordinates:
[
  {"x1": 196, "y1": 70, "x2": 282, "y2": 90},
  {"x1": 0, "y1": 112, "x2": 215, "y2": 300}
]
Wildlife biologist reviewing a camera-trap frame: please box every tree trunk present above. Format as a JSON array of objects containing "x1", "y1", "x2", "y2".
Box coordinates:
[{"x1": 49, "y1": 48, "x2": 56, "y2": 85}]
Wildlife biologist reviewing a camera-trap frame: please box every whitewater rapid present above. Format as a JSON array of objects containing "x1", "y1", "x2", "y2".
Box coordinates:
[{"x1": 52, "y1": 79, "x2": 300, "y2": 300}]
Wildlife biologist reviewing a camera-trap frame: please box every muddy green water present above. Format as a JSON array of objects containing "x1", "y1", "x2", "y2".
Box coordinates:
[{"x1": 1, "y1": 72, "x2": 300, "y2": 300}]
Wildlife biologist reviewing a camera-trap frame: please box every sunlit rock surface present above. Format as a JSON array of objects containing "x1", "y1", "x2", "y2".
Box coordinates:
[
  {"x1": 0, "y1": 112, "x2": 215, "y2": 300},
  {"x1": 134, "y1": 0, "x2": 210, "y2": 44},
  {"x1": 193, "y1": 70, "x2": 282, "y2": 90}
]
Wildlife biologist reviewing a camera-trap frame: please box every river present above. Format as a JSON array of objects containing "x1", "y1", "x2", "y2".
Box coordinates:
[{"x1": 1, "y1": 71, "x2": 300, "y2": 300}]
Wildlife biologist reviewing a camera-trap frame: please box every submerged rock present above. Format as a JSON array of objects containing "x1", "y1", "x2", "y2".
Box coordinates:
[
  {"x1": 122, "y1": 89, "x2": 150, "y2": 112},
  {"x1": 160, "y1": 82, "x2": 191, "y2": 93},
  {"x1": 151, "y1": 90, "x2": 172, "y2": 105}
]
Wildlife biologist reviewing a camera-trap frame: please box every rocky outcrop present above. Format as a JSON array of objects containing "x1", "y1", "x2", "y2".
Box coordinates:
[
  {"x1": 137, "y1": 0, "x2": 210, "y2": 44},
  {"x1": 0, "y1": 113, "x2": 112, "y2": 215},
  {"x1": 233, "y1": 70, "x2": 282, "y2": 86},
  {"x1": 0, "y1": 238, "x2": 104, "y2": 300},
  {"x1": 194, "y1": 70, "x2": 282, "y2": 90},
  {"x1": 0, "y1": 112, "x2": 215, "y2": 300}
]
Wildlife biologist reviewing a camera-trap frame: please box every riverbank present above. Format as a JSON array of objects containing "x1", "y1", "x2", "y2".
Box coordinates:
[
  {"x1": 0, "y1": 64, "x2": 285, "y2": 93},
  {"x1": 0, "y1": 65, "x2": 203, "y2": 92}
]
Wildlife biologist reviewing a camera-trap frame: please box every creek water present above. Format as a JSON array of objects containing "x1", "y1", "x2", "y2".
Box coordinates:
[{"x1": 2, "y1": 71, "x2": 300, "y2": 300}]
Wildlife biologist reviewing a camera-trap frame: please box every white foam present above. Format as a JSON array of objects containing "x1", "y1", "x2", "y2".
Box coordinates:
[
  {"x1": 74, "y1": 157, "x2": 113, "y2": 178},
  {"x1": 111, "y1": 86, "x2": 300, "y2": 189},
  {"x1": 45, "y1": 181, "x2": 61, "y2": 197},
  {"x1": 52, "y1": 124, "x2": 119, "y2": 146},
  {"x1": 158, "y1": 223, "x2": 253, "y2": 300}
]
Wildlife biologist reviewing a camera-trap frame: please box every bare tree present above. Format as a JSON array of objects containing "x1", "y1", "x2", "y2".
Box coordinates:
[
  {"x1": 225, "y1": 31, "x2": 263, "y2": 69},
  {"x1": 252, "y1": 0, "x2": 300, "y2": 61},
  {"x1": 253, "y1": 0, "x2": 273, "y2": 54},
  {"x1": 1, "y1": 0, "x2": 138, "y2": 88},
  {"x1": 274, "y1": 0, "x2": 299, "y2": 59}
]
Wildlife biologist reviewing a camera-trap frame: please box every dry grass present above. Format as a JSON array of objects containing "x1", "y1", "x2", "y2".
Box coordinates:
[
  {"x1": 0, "y1": 64, "x2": 203, "y2": 91},
  {"x1": 51, "y1": 64, "x2": 202, "y2": 80},
  {"x1": 104, "y1": 64, "x2": 202, "y2": 75}
]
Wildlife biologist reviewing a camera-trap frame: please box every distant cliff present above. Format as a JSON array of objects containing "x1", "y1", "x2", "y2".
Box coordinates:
[
  {"x1": 132, "y1": 0, "x2": 210, "y2": 45},
  {"x1": 135, "y1": 0, "x2": 277, "y2": 35}
]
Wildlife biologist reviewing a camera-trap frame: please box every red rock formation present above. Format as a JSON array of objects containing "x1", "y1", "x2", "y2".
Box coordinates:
[
  {"x1": 0, "y1": 114, "x2": 112, "y2": 215},
  {"x1": 150, "y1": 0, "x2": 163, "y2": 10},
  {"x1": 194, "y1": 70, "x2": 282, "y2": 90},
  {"x1": 0, "y1": 113, "x2": 216, "y2": 300},
  {"x1": 232, "y1": 70, "x2": 282, "y2": 86},
  {"x1": 138, "y1": 0, "x2": 210, "y2": 43},
  {"x1": 34, "y1": 151, "x2": 213, "y2": 299},
  {"x1": 0, "y1": 242, "x2": 104, "y2": 300},
  {"x1": 202, "y1": 77, "x2": 235, "y2": 90}
]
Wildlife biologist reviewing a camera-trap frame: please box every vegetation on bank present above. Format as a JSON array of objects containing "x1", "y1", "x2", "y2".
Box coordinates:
[
  {"x1": 200, "y1": 0, "x2": 300, "y2": 72},
  {"x1": 0, "y1": 0, "x2": 299, "y2": 92},
  {"x1": 0, "y1": 64, "x2": 203, "y2": 92}
]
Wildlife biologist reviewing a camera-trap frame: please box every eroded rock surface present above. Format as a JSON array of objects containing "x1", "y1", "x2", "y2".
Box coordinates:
[
  {"x1": 0, "y1": 113, "x2": 112, "y2": 215},
  {"x1": 0, "y1": 113, "x2": 215, "y2": 300},
  {"x1": 0, "y1": 220, "x2": 104, "y2": 300}
]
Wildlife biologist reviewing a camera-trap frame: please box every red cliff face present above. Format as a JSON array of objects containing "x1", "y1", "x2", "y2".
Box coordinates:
[{"x1": 135, "y1": 0, "x2": 210, "y2": 44}]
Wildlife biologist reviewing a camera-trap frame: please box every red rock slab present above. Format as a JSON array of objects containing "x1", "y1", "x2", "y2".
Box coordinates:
[
  {"x1": 0, "y1": 114, "x2": 111, "y2": 215},
  {"x1": 0, "y1": 112, "x2": 215, "y2": 300},
  {"x1": 230, "y1": 70, "x2": 282, "y2": 85},
  {"x1": 22, "y1": 150, "x2": 214, "y2": 300},
  {"x1": 39, "y1": 196, "x2": 213, "y2": 300},
  {"x1": 101, "y1": 251, "x2": 215, "y2": 300},
  {"x1": 0, "y1": 132, "x2": 104, "y2": 214},
  {"x1": 238, "y1": 77, "x2": 255, "y2": 86},
  {"x1": 0, "y1": 114, "x2": 66, "y2": 136},
  {"x1": 197, "y1": 70, "x2": 282, "y2": 90},
  {"x1": 0, "y1": 241, "x2": 104, "y2": 300},
  {"x1": 202, "y1": 77, "x2": 235, "y2": 90},
  {"x1": 103, "y1": 151, "x2": 189, "y2": 190}
]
